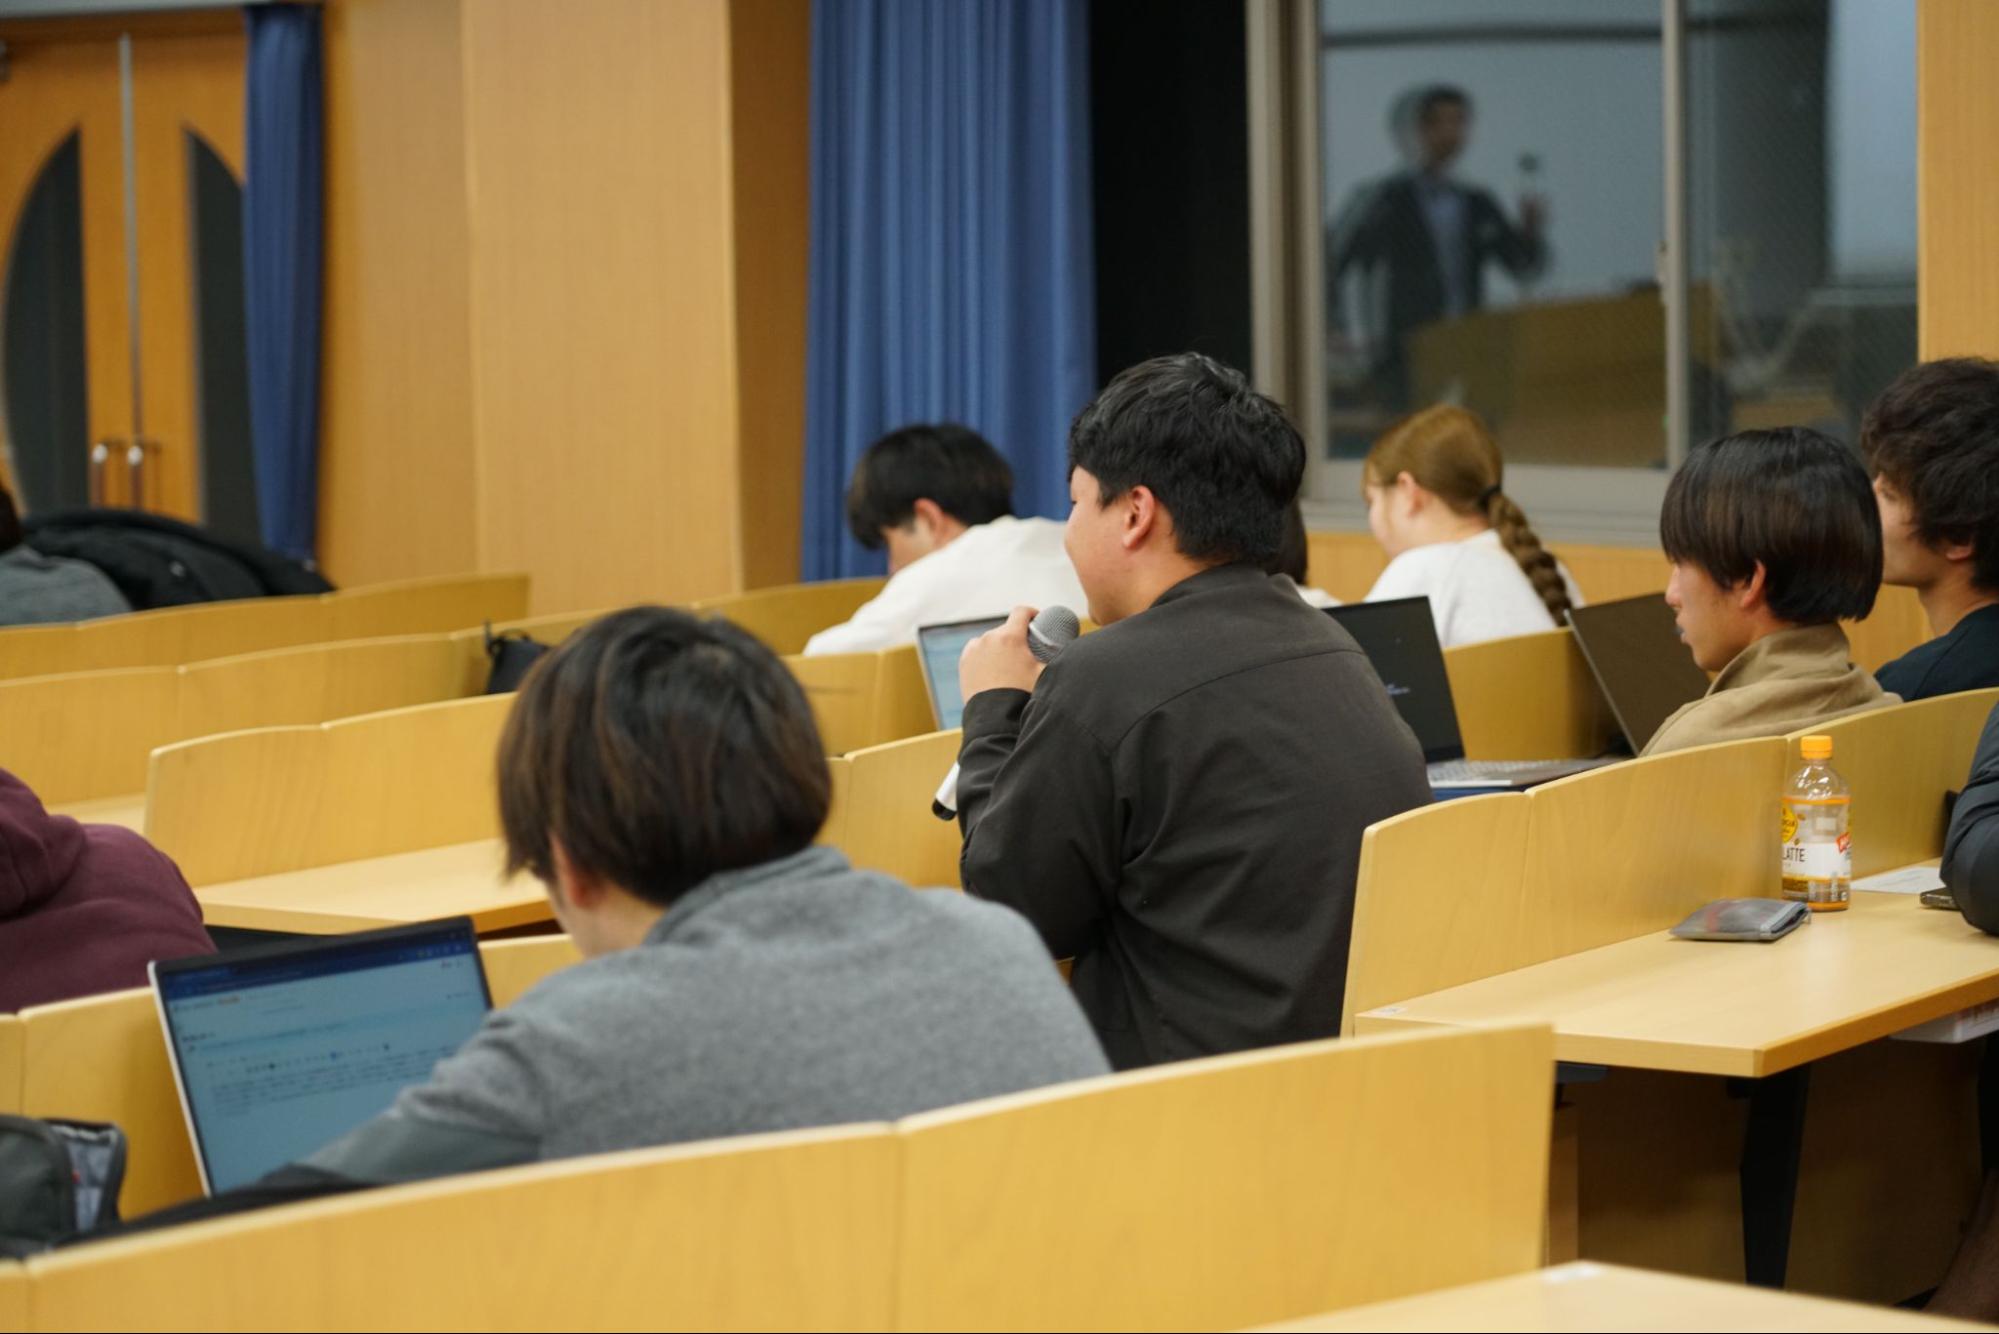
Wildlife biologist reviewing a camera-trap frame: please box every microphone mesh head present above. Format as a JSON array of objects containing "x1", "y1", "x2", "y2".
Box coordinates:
[{"x1": 1027, "y1": 605, "x2": 1081, "y2": 664}]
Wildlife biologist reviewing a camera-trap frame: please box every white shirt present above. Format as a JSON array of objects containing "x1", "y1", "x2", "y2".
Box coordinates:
[
  {"x1": 1364, "y1": 527, "x2": 1583, "y2": 649},
  {"x1": 803, "y1": 516, "x2": 1089, "y2": 656}
]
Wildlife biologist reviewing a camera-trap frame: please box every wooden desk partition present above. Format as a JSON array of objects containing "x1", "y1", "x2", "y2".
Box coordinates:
[
  {"x1": 322, "y1": 572, "x2": 529, "y2": 641},
  {"x1": 449, "y1": 607, "x2": 614, "y2": 695},
  {"x1": 691, "y1": 577, "x2": 885, "y2": 655},
  {"x1": 146, "y1": 694, "x2": 515, "y2": 887},
  {"x1": 191, "y1": 840, "x2": 548, "y2": 936},
  {"x1": 785, "y1": 648, "x2": 940, "y2": 761},
  {"x1": 896, "y1": 1023, "x2": 1553, "y2": 1332},
  {"x1": 26, "y1": 1125, "x2": 899, "y2": 1332},
  {"x1": 0, "y1": 1016, "x2": 21, "y2": 1116},
  {"x1": 1785, "y1": 687, "x2": 1999, "y2": 877},
  {"x1": 16, "y1": 937, "x2": 582, "y2": 1220},
  {"x1": 1442, "y1": 629, "x2": 1616, "y2": 761},
  {"x1": 838, "y1": 730, "x2": 964, "y2": 890},
  {"x1": 0, "y1": 1265, "x2": 22, "y2": 1331},
  {"x1": 178, "y1": 635, "x2": 468, "y2": 743},
  {"x1": 0, "y1": 668, "x2": 181, "y2": 805}
]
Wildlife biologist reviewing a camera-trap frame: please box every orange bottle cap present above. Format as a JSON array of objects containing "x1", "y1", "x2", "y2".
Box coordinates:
[{"x1": 1800, "y1": 735, "x2": 1833, "y2": 760}]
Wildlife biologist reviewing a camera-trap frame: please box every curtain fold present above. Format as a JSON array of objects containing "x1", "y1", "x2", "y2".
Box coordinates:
[
  {"x1": 803, "y1": 0, "x2": 1096, "y2": 580},
  {"x1": 242, "y1": 3, "x2": 325, "y2": 564}
]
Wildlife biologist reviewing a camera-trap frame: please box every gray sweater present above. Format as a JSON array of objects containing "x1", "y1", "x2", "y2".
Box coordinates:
[
  {"x1": 305, "y1": 846, "x2": 1108, "y2": 1182},
  {"x1": 0, "y1": 546, "x2": 129, "y2": 626}
]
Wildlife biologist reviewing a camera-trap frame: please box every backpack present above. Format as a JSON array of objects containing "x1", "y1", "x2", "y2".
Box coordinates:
[
  {"x1": 483, "y1": 623, "x2": 551, "y2": 694},
  {"x1": 0, "y1": 1116, "x2": 126, "y2": 1257}
]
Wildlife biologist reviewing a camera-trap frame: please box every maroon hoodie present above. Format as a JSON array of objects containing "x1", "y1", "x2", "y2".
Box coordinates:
[{"x1": 0, "y1": 768, "x2": 214, "y2": 1012}]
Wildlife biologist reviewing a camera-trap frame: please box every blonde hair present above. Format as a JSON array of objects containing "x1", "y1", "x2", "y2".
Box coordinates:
[{"x1": 1365, "y1": 405, "x2": 1572, "y2": 622}]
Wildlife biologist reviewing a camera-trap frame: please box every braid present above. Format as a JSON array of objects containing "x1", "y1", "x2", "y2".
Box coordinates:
[{"x1": 1487, "y1": 493, "x2": 1573, "y2": 624}]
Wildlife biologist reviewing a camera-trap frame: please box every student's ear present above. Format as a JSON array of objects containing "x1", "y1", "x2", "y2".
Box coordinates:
[
  {"x1": 1736, "y1": 561, "x2": 1771, "y2": 612},
  {"x1": 910, "y1": 497, "x2": 946, "y2": 534},
  {"x1": 1393, "y1": 470, "x2": 1424, "y2": 515},
  {"x1": 1122, "y1": 485, "x2": 1160, "y2": 552},
  {"x1": 1942, "y1": 536, "x2": 1978, "y2": 566},
  {"x1": 549, "y1": 838, "x2": 608, "y2": 911}
]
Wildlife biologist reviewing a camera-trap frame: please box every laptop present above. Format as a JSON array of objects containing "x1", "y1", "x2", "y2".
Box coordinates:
[
  {"x1": 1566, "y1": 593, "x2": 1712, "y2": 755},
  {"x1": 151, "y1": 918, "x2": 493, "y2": 1195},
  {"x1": 915, "y1": 615, "x2": 1007, "y2": 730},
  {"x1": 1326, "y1": 597, "x2": 1613, "y2": 791}
]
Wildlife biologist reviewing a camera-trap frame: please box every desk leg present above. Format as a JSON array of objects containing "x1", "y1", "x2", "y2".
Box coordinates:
[{"x1": 1740, "y1": 1064, "x2": 1811, "y2": 1288}]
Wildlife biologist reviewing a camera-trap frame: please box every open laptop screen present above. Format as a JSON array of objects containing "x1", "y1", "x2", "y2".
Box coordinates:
[
  {"x1": 915, "y1": 616, "x2": 1006, "y2": 730},
  {"x1": 152, "y1": 918, "x2": 491, "y2": 1194},
  {"x1": 1566, "y1": 593, "x2": 1711, "y2": 754},
  {"x1": 1325, "y1": 597, "x2": 1466, "y2": 763}
]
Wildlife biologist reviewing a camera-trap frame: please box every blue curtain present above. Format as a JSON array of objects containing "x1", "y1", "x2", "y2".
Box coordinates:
[
  {"x1": 803, "y1": 0, "x2": 1096, "y2": 580},
  {"x1": 242, "y1": 4, "x2": 324, "y2": 563}
]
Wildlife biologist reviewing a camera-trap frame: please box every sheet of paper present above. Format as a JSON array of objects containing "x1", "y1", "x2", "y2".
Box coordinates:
[{"x1": 1852, "y1": 865, "x2": 1945, "y2": 895}]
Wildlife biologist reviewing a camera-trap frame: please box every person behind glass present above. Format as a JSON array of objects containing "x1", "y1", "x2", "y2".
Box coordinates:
[
  {"x1": 803, "y1": 423, "x2": 1087, "y2": 656},
  {"x1": 1861, "y1": 358, "x2": 1999, "y2": 700},
  {"x1": 952, "y1": 353, "x2": 1431, "y2": 1071},
  {"x1": 1644, "y1": 428, "x2": 1895, "y2": 756},
  {"x1": 1361, "y1": 405, "x2": 1579, "y2": 648},
  {"x1": 1328, "y1": 85, "x2": 1548, "y2": 412}
]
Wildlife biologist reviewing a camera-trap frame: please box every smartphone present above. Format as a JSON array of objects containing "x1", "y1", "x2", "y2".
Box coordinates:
[{"x1": 1921, "y1": 888, "x2": 1959, "y2": 911}]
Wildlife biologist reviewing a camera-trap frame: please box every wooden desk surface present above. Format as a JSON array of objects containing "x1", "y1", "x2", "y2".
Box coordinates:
[
  {"x1": 194, "y1": 839, "x2": 551, "y2": 935},
  {"x1": 50, "y1": 793, "x2": 146, "y2": 832},
  {"x1": 1258, "y1": 1262, "x2": 1987, "y2": 1331},
  {"x1": 1355, "y1": 882, "x2": 1999, "y2": 1078}
]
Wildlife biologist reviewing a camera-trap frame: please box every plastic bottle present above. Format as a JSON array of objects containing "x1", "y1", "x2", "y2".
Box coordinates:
[{"x1": 1781, "y1": 734, "x2": 1851, "y2": 912}]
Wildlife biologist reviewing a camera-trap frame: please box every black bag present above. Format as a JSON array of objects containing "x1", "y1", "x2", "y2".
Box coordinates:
[
  {"x1": 23, "y1": 508, "x2": 332, "y2": 610},
  {"x1": 0, "y1": 1116, "x2": 126, "y2": 1257},
  {"x1": 484, "y1": 623, "x2": 551, "y2": 694}
]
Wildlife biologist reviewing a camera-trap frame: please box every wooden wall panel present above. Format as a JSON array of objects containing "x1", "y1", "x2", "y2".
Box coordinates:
[
  {"x1": 317, "y1": 0, "x2": 479, "y2": 587},
  {"x1": 461, "y1": 0, "x2": 743, "y2": 615},
  {"x1": 1918, "y1": 0, "x2": 1999, "y2": 359},
  {"x1": 729, "y1": 0, "x2": 810, "y2": 589}
]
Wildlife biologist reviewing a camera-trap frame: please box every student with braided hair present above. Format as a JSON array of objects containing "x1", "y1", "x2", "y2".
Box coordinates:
[{"x1": 1360, "y1": 405, "x2": 1581, "y2": 647}]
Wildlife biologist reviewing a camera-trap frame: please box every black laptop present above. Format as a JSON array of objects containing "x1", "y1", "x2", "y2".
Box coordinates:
[
  {"x1": 1327, "y1": 597, "x2": 1614, "y2": 791},
  {"x1": 1565, "y1": 593, "x2": 1712, "y2": 754}
]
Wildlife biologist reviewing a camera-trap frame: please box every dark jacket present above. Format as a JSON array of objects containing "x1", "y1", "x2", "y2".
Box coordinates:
[
  {"x1": 956, "y1": 563, "x2": 1432, "y2": 1070},
  {"x1": 22, "y1": 509, "x2": 330, "y2": 610},
  {"x1": 1947, "y1": 702, "x2": 1999, "y2": 935},
  {"x1": 1877, "y1": 604, "x2": 1999, "y2": 702},
  {"x1": 1328, "y1": 172, "x2": 1545, "y2": 408},
  {"x1": 0, "y1": 769, "x2": 214, "y2": 1012}
]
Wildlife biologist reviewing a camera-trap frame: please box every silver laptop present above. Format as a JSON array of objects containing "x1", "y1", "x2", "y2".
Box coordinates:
[
  {"x1": 914, "y1": 615, "x2": 1006, "y2": 730},
  {"x1": 1327, "y1": 597, "x2": 1614, "y2": 791},
  {"x1": 151, "y1": 918, "x2": 492, "y2": 1194}
]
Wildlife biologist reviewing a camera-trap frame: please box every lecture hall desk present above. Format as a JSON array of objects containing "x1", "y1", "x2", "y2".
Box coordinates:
[
  {"x1": 1355, "y1": 876, "x2": 1999, "y2": 1295},
  {"x1": 190, "y1": 838, "x2": 551, "y2": 936},
  {"x1": 1259, "y1": 1262, "x2": 1991, "y2": 1332}
]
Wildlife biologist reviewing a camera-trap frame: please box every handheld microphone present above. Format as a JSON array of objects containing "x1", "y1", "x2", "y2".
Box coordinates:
[{"x1": 933, "y1": 606, "x2": 1079, "y2": 819}]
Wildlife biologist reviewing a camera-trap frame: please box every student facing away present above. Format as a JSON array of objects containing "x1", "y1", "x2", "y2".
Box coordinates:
[
  {"x1": 1862, "y1": 358, "x2": 1999, "y2": 700},
  {"x1": 1361, "y1": 405, "x2": 1581, "y2": 647},
  {"x1": 953, "y1": 353, "x2": 1431, "y2": 1070},
  {"x1": 803, "y1": 423, "x2": 1087, "y2": 655},
  {"x1": 1644, "y1": 427, "x2": 1896, "y2": 756}
]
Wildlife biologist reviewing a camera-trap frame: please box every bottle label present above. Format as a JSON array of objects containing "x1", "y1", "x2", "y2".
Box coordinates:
[{"x1": 1781, "y1": 799, "x2": 1851, "y2": 903}]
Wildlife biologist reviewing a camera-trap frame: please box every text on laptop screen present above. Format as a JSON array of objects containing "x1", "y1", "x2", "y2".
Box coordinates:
[
  {"x1": 917, "y1": 618, "x2": 1005, "y2": 731},
  {"x1": 1324, "y1": 598, "x2": 1465, "y2": 763},
  {"x1": 156, "y1": 925, "x2": 489, "y2": 1193}
]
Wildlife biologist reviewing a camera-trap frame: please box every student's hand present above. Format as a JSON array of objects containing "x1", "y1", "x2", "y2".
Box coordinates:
[{"x1": 960, "y1": 606, "x2": 1045, "y2": 701}]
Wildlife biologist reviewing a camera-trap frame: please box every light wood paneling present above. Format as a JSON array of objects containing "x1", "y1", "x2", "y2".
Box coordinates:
[
  {"x1": 317, "y1": 0, "x2": 479, "y2": 587},
  {"x1": 1786, "y1": 687, "x2": 1999, "y2": 877},
  {"x1": 179, "y1": 634, "x2": 468, "y2": 740},
  {"x1": 1305, "y1": 530, "x2": 1388, "y2": 603},
  {"x1": 0, "y1": 667, "x2": 179, "y2": 803},
  {"x1": 194, "y1": 838, "x2": 548, "y2": 936},
  {"x1": 1850, "y1": 584, "x2": 1933, "y2": 674},
  {"x1": 26, "y1": 1124, "x2": 898, "y2": 1331},
  {"x1": 840, "y1": 730, "x2": 965, "y2": 890},
  {"x1": 0, "y1": 1016, "x2": 21, "y2": 1114},
  {"x1": 693, "y1": 577, "x2": 886, "y2": 655},
  {"x1": 897, "y1": 1024, "x2": 1553, "y2": 1331},
  {"x1": 1442, "y1": 628, "x2": 1617, "y2": 761},
  {"x1": 1918, "y1": 0, "x2": 1999, "y2": 359},
  {"x1": 0, "y1": 1264, "x2": 19, "y2": 1331},
  {"x1": 324, "y1": 572, "x2": 528, "y2": 640},
  {"x1": 462, "y1": 0, "x2": 742, "y2": 615},
  {"x1": 1343, "y1": 793, "x2": 1530, "y2": 1032},
  {"x1": 480, "y1": 934, "x2": 580, "y2": 1007},
  {"x1": 1262, "y1": 1261, "x2": 1981, "y2": 1332},
  {"x1": 728, "y1": 0, "x2": 810, "y2": 590}
]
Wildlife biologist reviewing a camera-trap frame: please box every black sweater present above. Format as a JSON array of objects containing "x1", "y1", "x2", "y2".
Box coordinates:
[
  {"x1": 1947, "y1": 701, "x2": 1999, "y2": 935},
  {"x1": 955, "y1": 563, "x2": 1431, "y2": 1070}
]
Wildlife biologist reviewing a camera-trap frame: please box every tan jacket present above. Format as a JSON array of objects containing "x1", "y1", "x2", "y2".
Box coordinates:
[{"x1": 1642, "y1": 623, "x2": 1898, "y2": 756}]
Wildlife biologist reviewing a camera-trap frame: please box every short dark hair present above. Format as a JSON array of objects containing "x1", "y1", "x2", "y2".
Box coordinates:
[
  {"x1": 1416, "y1": 85, "x2": 1470, "y2": 123},
  {"x1": 497, "y1": 606, "x2": 831, "y2": 908},
  {"x1": 1068, "y1": 353, "x2": 1305, "y2": 567},
  {"x1": 1267, "y1": 501, "x2": 1310, "y2": 583},
  {"x1": 844, "y1": 423, "x2": 1014, "y2": 549},
  {"x1": 1660, "y1": 427, "x2": 1881, "y2": 624},
  {"x1": 1861, "y1": 357, "x2": 1999, "y2": 592}
]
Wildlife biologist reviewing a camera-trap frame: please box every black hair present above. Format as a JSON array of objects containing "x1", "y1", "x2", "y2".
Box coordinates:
[
  {"x1": 1861, "y1": 357, "x2": 1999, "y2": 592},
  {"x1": 843, "y1": 423, "x2": 1014, "y2": 550},
  {"x1": 1659, "y1": 427, "x2": 1881, "y2": 625},
  {"x1": 1267, "y1": 501, "x2": 1310, "y2": 583},
  {"x1": 497, "y1": 606, "x2": 830, "y2": 908},
  {"x1": 1416, "y1": 84, "x2": 1471, "y2": 123},
  {"x1": 1068, "y1": 353, "x2": 1305, "y2": 568}
]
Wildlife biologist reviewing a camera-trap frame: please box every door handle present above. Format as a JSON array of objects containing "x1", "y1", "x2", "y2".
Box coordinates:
[
  {"x1": 90, "y1": 440, "x2": 114, "y2": 506},
  {"x1": 126, "y1": 440, "x2": 146, "y2": 510}
]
